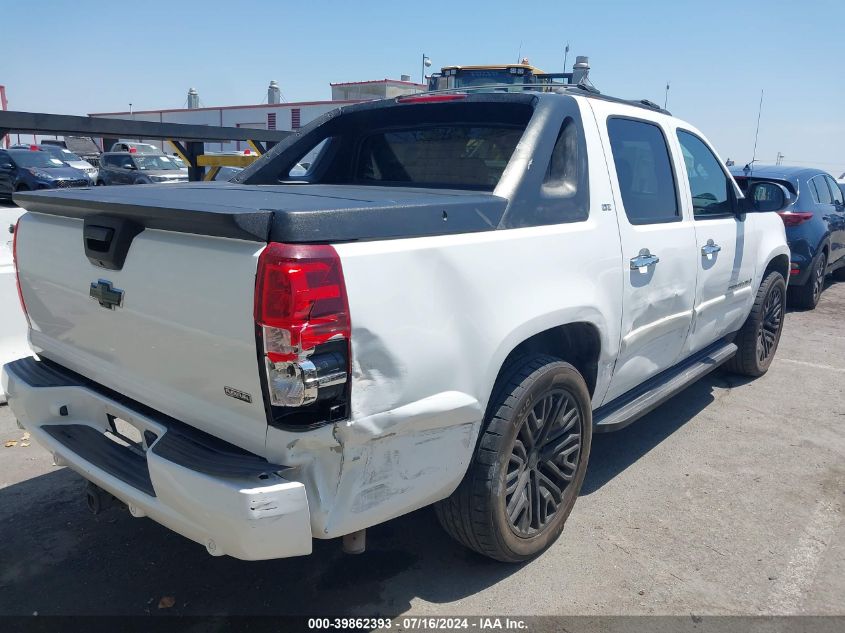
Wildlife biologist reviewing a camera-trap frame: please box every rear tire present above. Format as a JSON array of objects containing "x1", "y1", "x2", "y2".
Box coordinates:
[
  {"x1": 435, "y1": 355, "x2": 592, "y2": 562},
  {"x1": 724, "y1": 271, "x2": 786, "y2": 377},
  {"x1": 789, "y1": 251, "x2": 826, "y2": 310}
]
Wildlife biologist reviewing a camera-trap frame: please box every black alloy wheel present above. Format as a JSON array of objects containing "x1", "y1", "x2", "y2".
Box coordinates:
[
  {"x1": 756, "y1": 281, "x2": 783, "y2": 364},
  {"x1": 506, "y1": 389, "x2": 583, "y2": 537}
]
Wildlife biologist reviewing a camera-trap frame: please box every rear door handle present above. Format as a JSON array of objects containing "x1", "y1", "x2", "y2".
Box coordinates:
[
  {"x1": 701, "y1": 239, "x2": 722, "y2": 257},
  {"x1": 630, "y1": 248, "x2": 660, "y2": 271}
]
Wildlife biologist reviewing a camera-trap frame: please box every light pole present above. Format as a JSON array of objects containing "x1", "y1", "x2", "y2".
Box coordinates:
[{"x1": 421, "y1": 54, "x2": 432, "y2": 86}]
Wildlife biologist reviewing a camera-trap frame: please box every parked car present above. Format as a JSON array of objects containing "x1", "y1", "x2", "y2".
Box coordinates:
[
  {"x1": 41, "y1": 137, "x2": 102, "y2": 167},
  {"x1": 0, "y1": 148, "x2": 90, "y2": 200},
  {"x1": 34, "y1": 145, "x2": 98, "y2": 184},
  {"x1": 96, "y1": 152, "x2": 189, "y2": 185},
  {"x1": 109, "y1": 141, "x2": 162, "y2": 154},
  {"x1": 168, "y1": 154, "x2": 188, "y2": 171},
  {"x1": 4, "y1": 90, "x2": 789, "y2": 563},
  {"x1": 732, "y1": 165, "x2": 845, "y2": 309}
]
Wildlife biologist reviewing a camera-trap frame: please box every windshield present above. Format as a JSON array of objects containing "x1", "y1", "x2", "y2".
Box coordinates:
[
  {"x1": 134, "y1": 155, "x2": 181, "y2": 170},
  {"x1": 9, "y1": 150, "x2": 67, "y2": 169},
  {"x1": 445, "y1": 69, "x2": 534, "y2": 92},
  {"x1": 42, "y1": 146, "x2": 83, "y2": 162}
]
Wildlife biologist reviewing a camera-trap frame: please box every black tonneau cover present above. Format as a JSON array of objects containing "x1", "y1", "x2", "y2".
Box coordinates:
[{"x1": 13, "y1": 183, "x2": 507, "y2": 243}]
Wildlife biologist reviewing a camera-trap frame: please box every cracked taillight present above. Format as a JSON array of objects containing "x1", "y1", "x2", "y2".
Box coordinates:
[{"x1": 255, "y1": 243, "x2": 350, "y2": 413}]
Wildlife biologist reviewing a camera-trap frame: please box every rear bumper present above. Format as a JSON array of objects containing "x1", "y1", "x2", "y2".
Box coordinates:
[{"x1": 1, "y1": 356, "x2": 312, "y2": 560}]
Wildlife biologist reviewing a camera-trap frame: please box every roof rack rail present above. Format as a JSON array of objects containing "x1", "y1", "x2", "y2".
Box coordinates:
[{"x1": 413, "y1": 84, "x2": 672, "y2": 116}]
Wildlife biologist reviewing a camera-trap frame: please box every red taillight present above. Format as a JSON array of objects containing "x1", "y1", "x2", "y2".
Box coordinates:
[
  {"x1": 255, "y1": 243, "x2": 350, "y2": 363},
  {"x1": 129, "y1": 147, "x2": 137, "y2": 153},
  {"x1": 12, "y1": 218, "x2": 31, "y2": 326},
  {"x1": 396, "y1": 93, "x2": 467, "y2": 104},
  {"x1": 790, "y1": 263, "x2": 801, "y2": 275},
  {"x1": 777, "y1": 211, "x2": 813, "y2": 227},
  {"x1": 29, "y1": 144, "x2": 38, "y2": 151},
  {"x1": 255, "y1": 243, "x2": 351, "y2": 410}
]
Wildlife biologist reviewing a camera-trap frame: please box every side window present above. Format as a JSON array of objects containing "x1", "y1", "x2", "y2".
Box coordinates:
[
  {"x1": 607, "y1": 117, "x2": 679, "y2": 224},
  {"x1": 824, "y1": 175, "x2": 843, "y2": 205},
  {"x1": 676, "y1": 130, "x2": 733, "y2": 217},
  {"x1": 811, "y1": 176, "x2": 832, "y2": 204},
  {"x1": 536, "y1": 117, "x2": 589, "y2": 224}
]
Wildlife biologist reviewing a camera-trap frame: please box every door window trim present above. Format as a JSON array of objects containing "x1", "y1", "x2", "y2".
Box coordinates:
[
  {"x1": 606, "y1": 114, "x2": 682, "y2": 226},
  {"x1": 675, "y1": 128, "x2": 738, "y2": 221}
]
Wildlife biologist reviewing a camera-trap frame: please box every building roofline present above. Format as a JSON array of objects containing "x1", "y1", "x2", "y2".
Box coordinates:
[
  {"x1": 329, "y1": 79, "x2": 426, "y2": 87},
  {"x1": 88, "y1": 99, "x2": 360, "y2": 117}
]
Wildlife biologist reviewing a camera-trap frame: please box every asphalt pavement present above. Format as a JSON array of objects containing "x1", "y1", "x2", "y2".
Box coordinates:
[{"x1": 0, "y1": 276, "x2": 843, "y2": 618}]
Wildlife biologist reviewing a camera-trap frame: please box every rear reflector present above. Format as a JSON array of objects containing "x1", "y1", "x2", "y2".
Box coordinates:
[
  {"x1": 777, "y1": 211, "x2": 813, "y2": 226},
  {"x1": 790, "y1": 263, "x2": 800, "y2": 275},
  {"x1": 255, "y1": 243, "x2": 350, "y2": 409},
  {"x1": 12, "y1": 219, "x2": 31, "y2": 326},
  {"x1": 396, "y1": 93, "x2": 467, "y2": 104}
]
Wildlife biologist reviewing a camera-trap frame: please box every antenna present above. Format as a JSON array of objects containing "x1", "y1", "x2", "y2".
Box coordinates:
[
  {"x1": 517, "y1": 41, "x2": 523, "y2": 63},
  {"x1": 563, "y1": 42, "x2": 570, "y2": 72},
  {"x1": 750, "y1": 89, "x2": 764, "y2": 175},
  {"x1": 664, "y1": 81, "x2": 670, "y2": 109}
]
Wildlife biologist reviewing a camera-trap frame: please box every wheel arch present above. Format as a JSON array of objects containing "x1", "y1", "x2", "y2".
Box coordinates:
[
  {"x1": 763, "y1": 253, "x2": 790, "y2": 283},
  {"x1": 487, "y1": 321, "x2": 603, "y2": 417}
]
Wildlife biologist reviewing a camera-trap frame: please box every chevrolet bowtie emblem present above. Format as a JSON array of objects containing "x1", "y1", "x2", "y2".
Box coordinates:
[{"x1": 89, "y1": 279, "x2": 124, "y2": 310}]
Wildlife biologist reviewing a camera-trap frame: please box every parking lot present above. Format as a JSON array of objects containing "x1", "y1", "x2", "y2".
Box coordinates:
[{"x1": 0, "y1": 265, "x2": 841, "y2": 618}]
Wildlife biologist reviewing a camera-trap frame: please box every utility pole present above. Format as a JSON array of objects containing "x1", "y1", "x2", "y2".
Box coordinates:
[{"x1": 750, "y1": 90, "x2": 764, "y2": 174}]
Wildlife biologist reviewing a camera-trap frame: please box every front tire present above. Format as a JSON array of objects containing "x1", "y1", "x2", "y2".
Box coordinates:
[
  {"x1": 725, "y1": 270, "x2": 786, "y2": 377},
  {"x1": 435, "y1": 355, "x2": 592, "y2": 562}
]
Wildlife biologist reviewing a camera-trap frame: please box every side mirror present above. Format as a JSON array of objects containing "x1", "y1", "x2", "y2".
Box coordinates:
[
  {"x1": 0, "y1": 162, "x2": 13, "y2": 170},
  {"x1": 744, "y1": 181, "x2": 792, "y2": 213}
]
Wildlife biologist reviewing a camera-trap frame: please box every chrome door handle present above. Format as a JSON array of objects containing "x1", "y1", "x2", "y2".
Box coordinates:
[
  {"x1": 630, "y1": 248, "x2": 660, "y2": 270},
  {"x1": 701, "y1": 239, "x2": 722, "y2": 257}
]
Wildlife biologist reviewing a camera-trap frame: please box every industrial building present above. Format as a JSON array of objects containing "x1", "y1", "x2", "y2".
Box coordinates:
[{"x1": 87, "y1": 78, "x2": 425, "y2": 153}]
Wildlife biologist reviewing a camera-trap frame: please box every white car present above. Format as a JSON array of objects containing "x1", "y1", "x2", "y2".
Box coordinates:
[
  {"x1": 0, "y1": 205, "x2": 28, "y2": 403},
  {"x1": 3, "y1": 90, "x2": 789, "y2": 562}
]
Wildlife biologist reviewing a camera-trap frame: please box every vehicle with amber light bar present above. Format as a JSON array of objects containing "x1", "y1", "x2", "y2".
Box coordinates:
[{"x1": 3, "y1": 88, "x2": 789, "y2": 562}]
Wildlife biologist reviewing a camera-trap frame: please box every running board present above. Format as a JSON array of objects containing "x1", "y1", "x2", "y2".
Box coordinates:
[{"x1": 593, "y1": 341, "x2": 737, "y2": 433}]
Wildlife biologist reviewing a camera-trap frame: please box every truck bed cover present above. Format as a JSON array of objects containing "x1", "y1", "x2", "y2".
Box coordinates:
[{"x1": 14, "y1": 183, "x2": 508, "y2": 243}]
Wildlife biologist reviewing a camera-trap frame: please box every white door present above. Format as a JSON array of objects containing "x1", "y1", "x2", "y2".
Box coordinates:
[
  {"x1": 673, "y1": 128, "x2": 756, "y2": 355},
  {"x1": 593, "y1": 108, "x2": 699, "y2": 403}
]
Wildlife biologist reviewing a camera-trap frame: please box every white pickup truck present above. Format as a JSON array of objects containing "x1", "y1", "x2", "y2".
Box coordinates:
[{"x1": 2, "y1": 89, "x2": 790, "y2": 562}]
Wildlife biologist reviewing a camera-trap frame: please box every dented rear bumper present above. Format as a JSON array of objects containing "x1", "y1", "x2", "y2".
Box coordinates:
[{"x1": 1, "y1": 356, "x2": 313, "y2": 560}]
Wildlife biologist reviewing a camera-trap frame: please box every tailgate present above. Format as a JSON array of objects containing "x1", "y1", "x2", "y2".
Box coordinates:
[{"x1": 14, "y1": 210, "x2": 269, "y2": 454}]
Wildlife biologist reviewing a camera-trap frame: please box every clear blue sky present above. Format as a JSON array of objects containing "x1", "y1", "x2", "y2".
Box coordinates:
[{"x1": 3, "y1": 0, "x2": 844, "y2": 176}]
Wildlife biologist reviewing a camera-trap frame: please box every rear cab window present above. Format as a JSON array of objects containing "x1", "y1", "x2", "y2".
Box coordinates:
[
  {"x1": 355, "y1": 125, "x2": 521, "y2": 190},
  {"x1": 242, "y1": 98, "x2": 535, "y2": 192}
]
